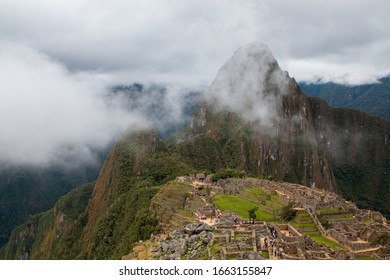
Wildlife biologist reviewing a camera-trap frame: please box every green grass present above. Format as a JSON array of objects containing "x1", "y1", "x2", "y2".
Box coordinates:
[
  {"x1": 327, "y1": 216, "x2": 355, "y2": 221},
  {"x1": 240, "y1": 190, "x2": 263, "y2": 201},
  {"x1": 262, "y1": 250, "x2": 270, "y2": 259},
  {"x1": 363, "y1": 218, "x2": 374, "y2": 225},
  {"x1": 306, "y1": 231, "x2": 321, "y2": 236},
  {"x1": 354, "y1": 256, "x2": 375, "y2": 260},
  {"x1": 311, "y1": 235, "x2": 347, "y2": 250},
  {"x1": 210, "y1": 242, "x2": 221, "y2": 256},
  {"x1": 291, "y1": 222, "x2": 317, "y2": 228},
  {"x1": 213, "y1": 194, "x2": 278, "y2": 221},
  {"x1": 243, "y1": 186, "x2": 270, "y2": 196},
  {"x1": 296, "y1": 212, "x2": 311, "y2": 218},
  {"x1": 265, "y1": 199, "x2": 284, "y2": 208}
]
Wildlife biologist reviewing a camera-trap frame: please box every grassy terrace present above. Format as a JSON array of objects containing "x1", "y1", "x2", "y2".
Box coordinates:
[
  {"x1": 240, "y1": 185, "x2": 285, "y2": 208},
  {"x1": 363, "y1": 218, "x2": 374, "y2": 225},
  {"x1": 213, "y1": 194, "x2": 281, "y2": 223},
  {"x1": 290, "y1": 211, "x2": 347, "y2": 250},
  {"x1": 327, "y1": 216, "x2": 355, "y2": 221},
  {"x1": 354, "y1": 256, "x2": 375, "y2": 260},
  {"x1": 311, "y1": 235, "x2": 347, "y2": 251},
  {"x1": 243, "y1": 185, "x2": 270, "y2": 196},
  {"x1": 291, "y1": 212, "x2": 317, "y2": 230}
]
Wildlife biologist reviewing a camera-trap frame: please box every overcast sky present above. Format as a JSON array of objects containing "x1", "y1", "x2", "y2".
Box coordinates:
[
  {"x1": 1, "y1": 0, "x2": 390, "y2": 166},
  {"x1": 1, "y1": 0, "x2": 389, "y2": 84}
]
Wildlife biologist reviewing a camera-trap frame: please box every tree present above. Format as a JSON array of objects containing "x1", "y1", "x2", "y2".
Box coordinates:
[
  {"x1": 371, "y1": 234, "x2": 390, "y2": 255},
  {"x1": 279, "y1": 202, "x2": 297, "y2": 222},
  {"x1": 248, "y1": 207, "x2": 259, "y2": 224}
]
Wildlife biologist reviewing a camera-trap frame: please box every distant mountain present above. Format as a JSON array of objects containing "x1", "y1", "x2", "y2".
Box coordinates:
[
  {"x1": 1, "y1": 42, "x2": 390, "y2": 260},
  {"x1": 299, "y1": 77, "x2": 390, "y2": 120}
]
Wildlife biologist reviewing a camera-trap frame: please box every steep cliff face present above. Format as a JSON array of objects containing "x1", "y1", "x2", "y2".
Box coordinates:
[
  {"x1": 309, "y1": 98, "x2": 390, "y2": 215},
  {"x1": 1, "y1": 42, "x2": 390, "y2": 259}
]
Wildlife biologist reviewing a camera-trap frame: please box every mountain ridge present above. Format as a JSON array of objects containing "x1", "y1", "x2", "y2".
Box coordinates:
[{"x1": 300, "y1": 77, "x2": 390, "y2": 120}]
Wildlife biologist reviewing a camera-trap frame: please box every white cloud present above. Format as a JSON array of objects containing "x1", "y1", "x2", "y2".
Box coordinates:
[
  {"x1": 0, "y1": 0, "x2": 263, "y2": 85},
  {"x1": 1, "y1": 0, "x2": 389, "y2": 85},
  {"x1": 260, "y1": 0, "x2": 390, "y2": 84},
  {"x1": 0, "y1": 41, "x2": 148, "y2": 166}
]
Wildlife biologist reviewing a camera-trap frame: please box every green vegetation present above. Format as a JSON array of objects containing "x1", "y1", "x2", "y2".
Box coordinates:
[
  {"x1": 210, "y1": 242, "x2": 221, "y2": 256},
  {"x1": 316, "y1": 207, "x2": 355, "y2": 229},
  {"x1": 371, "y1": 234, "x2": 390, "y2": 246},
  {"x1": 371, "y1": 234, "x2": 390, "y2": 255},
  {"x1": 55, "y1": 183, "x2": 94, "y2": 220},
  {"x1": 211, "y1": 168, "x2": 246, "y2": 182},
  {"x1": 0, "y1": 162, "x2": 102, "y2": 248},
  {"x1": 248, "y1": 207, "x2": 259, "y2": 224},
  {"x1": 261, "y1": 250, "x2": 269, "y2": 259},
  {"x1": 300, "y1": 77, "x2": 390, "y2": 120},
  {"x1": 91, "y1": 187, "x2": 160, "y2": 259},
  {"x1": 363, "y1": 218, "x2": 374, "y2": 225},
  {"x1": 279, "y1": 202, "x2": 297, "y2": 222},
  {"x1": 142, "y1": 152, "x2": 196, "y2": 185},
  {"x1": 175, "y1": 134, "x2": 225, "y2": 173},
  {"x1": 213, "y1": 194, "x2": 277, "y2": 221},
  {"x1": 354, "y1": 256, "x2": 375, "y2": 260},
  {"x1": 290, "y1": 211, "x2": 319, "y2": 237},
  {"x1": 0, "y1": 183, "x2": 94, "y2": 259},
  {"x1": 311, "y1": 235, "x2": 347, "y2": 250}
]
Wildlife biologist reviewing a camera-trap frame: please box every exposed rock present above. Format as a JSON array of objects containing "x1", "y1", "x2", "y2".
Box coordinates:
[
  {"x1": 189, "y1": 250, "x2": 199, "y2": 260},
  {"x1": 237, "y1": 252, "x2": 265, "y2": 260},
  {"x1": 194, "y1": 241, "x2": 203, "y2": 250}
]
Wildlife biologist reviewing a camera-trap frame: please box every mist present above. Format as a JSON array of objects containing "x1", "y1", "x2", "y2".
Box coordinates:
[
  {"x1": 0, "y1": 41, "x2": 201, "y2": 167},
  {"x1": 206, "y1": 42, "x2": 290, "y2": 130}
]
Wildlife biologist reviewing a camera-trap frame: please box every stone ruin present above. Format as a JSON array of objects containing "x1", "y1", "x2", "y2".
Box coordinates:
[{"x1": 164, "y1": 175, "x2": 390, "y2": 260}]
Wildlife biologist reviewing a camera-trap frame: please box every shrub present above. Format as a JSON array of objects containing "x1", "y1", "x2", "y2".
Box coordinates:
[{"x1": 279, "y1": 202, "x2": 297, "y2": 221}]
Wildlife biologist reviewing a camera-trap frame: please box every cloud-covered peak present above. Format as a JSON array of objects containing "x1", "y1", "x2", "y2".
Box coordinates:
[
  {"x1": 235, "y1": 41, "x2": 277, "y2": 63},
  {"x1": 206, "y1": 42, "x2": 289, "y2": 126},
  {"x1": 216, "y1": 41, "x2": 278, "y2": 78}
]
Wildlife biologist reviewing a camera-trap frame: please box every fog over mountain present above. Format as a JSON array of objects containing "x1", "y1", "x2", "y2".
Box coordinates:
[
  {"x1": 206, "y1": 42, "x2": 290, "y2": 128},
  {"x1": 1, "y1": 0, "x2": 390, "y2": 167},
  {"x1": 0, "y1": 42, "x2": 203, "y2": 167}
]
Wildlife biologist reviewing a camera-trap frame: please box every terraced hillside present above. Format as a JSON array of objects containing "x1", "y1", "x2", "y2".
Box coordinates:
[{"x1": 124, "y1": 176, "x2": 386, "y2": 260}]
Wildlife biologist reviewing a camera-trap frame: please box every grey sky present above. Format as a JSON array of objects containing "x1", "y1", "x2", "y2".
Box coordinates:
[
  {"x1": 1, "y1": 0, "x2": 389, "y2": 84},
  {"x1": 0, "y1": 0, "x2": 389, "y2": 166}
]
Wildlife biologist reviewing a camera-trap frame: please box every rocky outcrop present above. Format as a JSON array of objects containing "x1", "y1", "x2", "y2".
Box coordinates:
[{"x1": 154, "y1": 222, "x2": 215, "y2": 260}]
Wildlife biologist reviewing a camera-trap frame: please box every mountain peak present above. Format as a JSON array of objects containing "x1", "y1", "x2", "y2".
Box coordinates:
[
  {"x1": 206, "y1": 42, "x2": 290, "y2": 125},
  {"x1": 234, "y1": 41, "x2": 277, "y2": 64}
]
